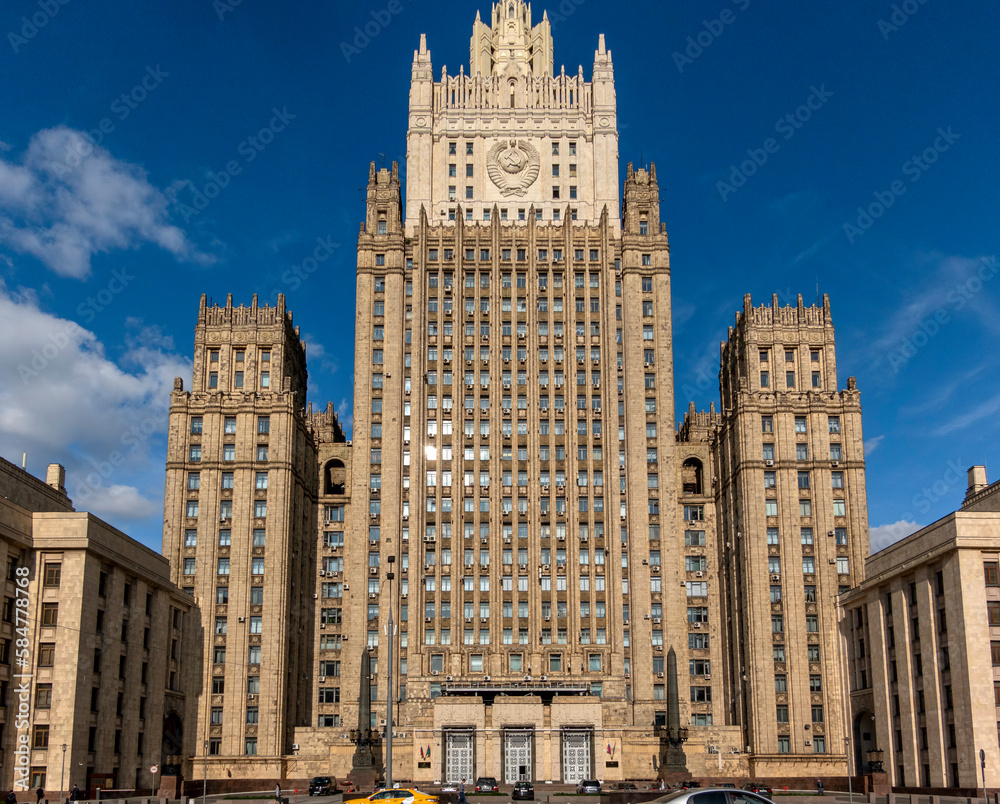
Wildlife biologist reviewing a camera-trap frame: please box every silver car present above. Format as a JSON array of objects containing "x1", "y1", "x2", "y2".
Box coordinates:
[{"x1": 647, "y1": 789, "x2": 773, "y2": 804}]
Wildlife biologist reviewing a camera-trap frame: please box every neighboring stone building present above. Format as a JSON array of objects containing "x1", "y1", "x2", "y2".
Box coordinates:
[
  {"x1": 161, "y1": 293, "x2": 328, "y2": 780},
  {"x1": 840, "y1": 466, "x2": 1000, "y2": 793},
  {"x1": 713, "y1": 294, "x2": 870, "y2": 774},
  {"x1": 0, "y1": 457, "x2": 193, "y2": 799},
  {"x1": 161, "y1": 1, "x2": 872, "y2": 786}
]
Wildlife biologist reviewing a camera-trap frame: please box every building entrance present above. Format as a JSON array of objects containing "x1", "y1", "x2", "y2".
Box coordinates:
[
  {"x1": 562, "y1": 729, "x2": 591, "y2": 783},
  {"x1": 445, "y1": 729, "x2": 475, "y2": 783},
  {"x1": 503, "y1": 729, "x2": 533, "y2": 783}
]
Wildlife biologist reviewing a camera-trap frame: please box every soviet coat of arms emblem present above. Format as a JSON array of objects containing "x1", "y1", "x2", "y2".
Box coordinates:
[{"x1": 487, "y1": 139, "x2": 540, "y2": 197}]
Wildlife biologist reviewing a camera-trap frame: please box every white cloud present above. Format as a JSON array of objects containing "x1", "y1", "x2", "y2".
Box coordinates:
[
  {"x1": 336, "y1": 397, "x2": 353, "y2": 437},
  {"x1": 0, "y1": 126, "x2": 210, "y2": 278},
  {"x1": 0, "y1": 283, "x2": 189, "y2": 536},
  {"x1": 84, "y1": 484, "x2": 161, "y2": 521},
  {"x1": 869, "y1": 519, "x2": 921, "y2": 553},
  {"x1": 302, "y1": 333, "x2": 340, "y2": 376},
  {"x1": 932, "y1": 391, "x2": 1000, "y2": 437},
  {"x1": 864, "y1": 434, "x2": 885, "y2": 456},
  {"x1": 868, "y1": 253, "x2": 1000, "y2": 367}
]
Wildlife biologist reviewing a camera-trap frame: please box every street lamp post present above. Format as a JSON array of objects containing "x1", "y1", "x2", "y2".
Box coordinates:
[
  {"x1": 203, "y1": 740, "x2": 209, "y2": 804},
  {"x1": 981, "y1": 748, "x2": 987, "y2": 804},
  {"x1": 385, "y1": 556, "x2": 395, "y2": 789},
  {"x1": 845, "y1": 737, "x2": 853, "y2": 804},
  {"x1": 60, "y1": 744, "x2": 67, "y2": 803}
]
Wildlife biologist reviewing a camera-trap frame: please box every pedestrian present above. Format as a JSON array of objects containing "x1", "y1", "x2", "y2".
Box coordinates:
[
  {"x1": 36, "y1": 788, "x2": 43, "y2": 804},
  {"x1": 275, "y1": 784, "x2": 281, "y2": 803},
  {"x1": 817, "y1": 780, "x2": 824, "y2": 796},
  {"x1": 6, "y1": 793, "x2": 16, "y2": 804},
  {"x1": 458, "y1": 779, "x2": 466, "y2": 804},
  {"x1": 70, "y1": 788, "x2": 80, "y2": 803}
]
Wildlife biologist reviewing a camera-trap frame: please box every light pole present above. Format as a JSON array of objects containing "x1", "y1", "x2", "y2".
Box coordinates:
[
  {"x1": 981, "y1": 748, "x2": 987, "y2": 804},
  {"x1": 845, "y1": 736, "x2": 852, "y2": 804},
  {"x1": 60, "y1": 744, "x2": 67, "y2": 803},
  {"x1": 385, "y1": 556, "x2": 395, "y2": 789},
  {"x1": 203, "y1": 740, "x2": 209, "y2": 804}
]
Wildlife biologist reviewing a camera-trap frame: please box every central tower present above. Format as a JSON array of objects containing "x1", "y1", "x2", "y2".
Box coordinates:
[
  {"x1": 348, "y1": 2, "x2": 679, "y2": 785},
  {"x1": 405, "y1": 0, "x2": 620, "y2": 231}
]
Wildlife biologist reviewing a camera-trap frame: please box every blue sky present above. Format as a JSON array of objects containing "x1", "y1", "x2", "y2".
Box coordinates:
[{"x1": 0, "y1": 0, "x2": 997, "y2": 552}]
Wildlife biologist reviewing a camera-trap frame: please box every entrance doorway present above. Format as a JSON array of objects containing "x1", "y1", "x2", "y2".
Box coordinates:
[
  {"x1": 561, "y1": 729, "x2": 591, "y2": 784},
  {"x1": 503, "y1": 729, "x2": 533, "y2": 783},
  {"x1": 445, "y1": 730, "x2": 475, "y2": 784}
]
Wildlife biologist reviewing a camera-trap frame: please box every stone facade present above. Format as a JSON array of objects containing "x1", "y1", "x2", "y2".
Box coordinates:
[
  {"x1": 0, "y1": 457, "x2": 192, "y2": 799},
  {"x1": 713, "y1": 294, "x2": 869, "y2": 773},
  {"x1": 161, "y1": 293, "x2": 325, "y2": 777},
  {"x1": 839, "y1": 466, "x2": 1000, "y2": 792},
  {"x1": 160, "y1": 1, "x2": 873, "y2": 786}
]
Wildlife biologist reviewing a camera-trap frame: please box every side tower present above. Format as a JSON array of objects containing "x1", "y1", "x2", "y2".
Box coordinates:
[
  {"x1": 162, "y1": 294, "x2": 317, "y2": 778},
  {"x1": 715, "y1": 294, "x2": 869, "y2": 774}
]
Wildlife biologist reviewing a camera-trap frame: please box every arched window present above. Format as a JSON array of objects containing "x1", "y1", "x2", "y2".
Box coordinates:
[
  {"x1": 682, "y1": 458, "x2": 703, "y2": 496},
  {"x1": 325, "y1": 459, "x2": 347, "y2": 496}
]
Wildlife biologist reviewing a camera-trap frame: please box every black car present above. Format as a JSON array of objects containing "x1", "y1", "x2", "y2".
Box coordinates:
[
  {"x1": 309, "y1": 777, "x2": 333, "y2": 796},
  {"x1": 742, "y1": 783, "x2": 773, "y2": 799},
  {"x1": 609, "y1": 783, "x2": 638, "y2": 791},
  {"x1": 576, "y1": 780, "x2": 602, "y2": 794},
  {"x1": 474, "y1": 777, "x2": 499, "y2": 793},
  {"x1": 512, "y1": 781, "x2": 534, "y2": 800},
  {"x1": 673, "y1": 781, "x2": 701, "y2": 790}
]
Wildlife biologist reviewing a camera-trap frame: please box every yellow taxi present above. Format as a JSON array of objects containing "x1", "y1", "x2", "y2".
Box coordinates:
[{"x1": 345, "y1": 789, "x2": 439, "y2": 804}]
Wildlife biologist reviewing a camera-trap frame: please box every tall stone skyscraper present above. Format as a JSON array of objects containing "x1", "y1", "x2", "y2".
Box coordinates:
[
  {"x1": 161, "y1": 295, "x2": 321, "y2": 776},
  {"x1": 161, "y1": 1, "x2": 870, "y2": 786},
  {"x1": 714, "y1": 294, "x2": 869, "y2": 772},
  {"x1": 345, "y1": 1, "x2": 686, "y2": 783}
]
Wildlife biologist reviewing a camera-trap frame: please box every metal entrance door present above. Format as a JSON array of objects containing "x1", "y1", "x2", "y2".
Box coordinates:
[
  {"x1": 445, "y1": 730, "x2": 474, "y2": 783},
  {"x1": 562, "y1": 730, "x2": 591, "y2": 783},
  {"x1": 503, "y1": 729, "x2": 533, "y2": 783}
]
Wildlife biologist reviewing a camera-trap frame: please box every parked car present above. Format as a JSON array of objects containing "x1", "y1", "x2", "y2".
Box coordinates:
[
  {"x1": 741, "y1": 783, "x2": 773, "y2": 799},
  {"x1": 474, "y1": 777, "x2": 499, "y2": 793},
  {"x1": 309, "y1": 777, "x2": 333, "y2": 796},
  {"x1": 649, "y1": 790, "x2": 772, "y2": 804},
  {"x1": 609, "y1": 783, "x2": 638, "y2": 790},
  {"x1": 672, "y1": 781, "x2": 701, "y2": 790},
  {"x1": 718, "y1": 784, "x2": 737, "y2": 789},
  {"x1": 512, "y1": 781, "x2": 534, "y2": 800},
  {"x1": 576, "y1": 780, "x2": 602, "y2": 794}
]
